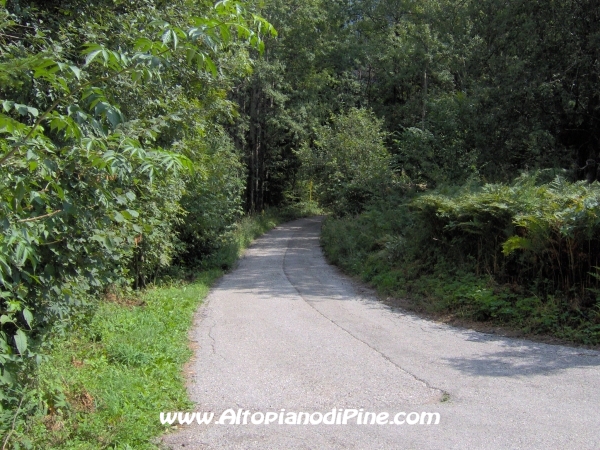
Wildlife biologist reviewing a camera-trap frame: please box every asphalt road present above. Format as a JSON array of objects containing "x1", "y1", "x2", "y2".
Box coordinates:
[{"x1": 163, "y1": 217, "x2": 600, "y2": 449}]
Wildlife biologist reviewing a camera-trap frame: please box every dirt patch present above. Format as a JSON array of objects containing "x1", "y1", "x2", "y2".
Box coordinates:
[
  {"x1": 104, "y1": 292, "x2": 146, "y2": 308},
  {"x1": 71, "y1": 357, "x2": 84, "y2": 368},
  {"x1": 68, "y1": 389, "x2": 96, "y2": 413},
  {"x1": 42, "y1": 413, "x2": 65, "y2": 433}
]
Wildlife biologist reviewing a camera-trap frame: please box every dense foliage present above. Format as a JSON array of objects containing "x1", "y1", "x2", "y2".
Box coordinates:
[
  {"x1": 239, "y1": 0, "x2": 599, "y2": 189},
  {"x1": 298, "y1": 108, "x2": 392, "y2": 216},
  {"x1": 322, "y1": 174, "x2": 600, "y2": 344},
  {"x1": 0, "y1": 0, "x2": 277, "y2": 442}
]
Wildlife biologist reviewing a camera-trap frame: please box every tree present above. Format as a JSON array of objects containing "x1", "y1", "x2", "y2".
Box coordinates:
[
  {"x1": 0, "y1": 0, "x2": 275, "y2": 411},
  {"x1": 298, "y1": 108, "x2": 391, "y2": 215}
]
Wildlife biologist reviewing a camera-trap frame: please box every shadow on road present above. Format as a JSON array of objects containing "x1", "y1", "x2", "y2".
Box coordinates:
[{"x1": 222, "y1": 216, "x2": 600, "y2": 379}]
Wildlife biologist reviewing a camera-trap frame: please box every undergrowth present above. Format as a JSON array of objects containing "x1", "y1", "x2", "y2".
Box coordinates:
[
  {"x1": 23, "y1": 271, "x2": 220, "y2": 450},
  {"x1": 321, "y1": 173, "x2": 600, "y2": 345}
]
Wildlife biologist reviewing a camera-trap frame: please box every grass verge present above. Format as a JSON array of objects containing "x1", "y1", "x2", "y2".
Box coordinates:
[
  {"x1": 6, "y1": 204, "x2": 321, "y2": 449},
  {"x1": 27, "y1": 271, "x2": 221, "y2": 449}
]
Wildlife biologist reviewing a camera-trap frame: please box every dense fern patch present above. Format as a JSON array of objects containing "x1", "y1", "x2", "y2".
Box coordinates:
[{"x1": 321, "y1": 173, "x2": 600, "y2": 345}]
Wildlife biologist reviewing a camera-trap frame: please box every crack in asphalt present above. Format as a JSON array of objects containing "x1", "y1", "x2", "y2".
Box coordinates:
[
  {"x1": 281, "y1": 224, "x2": 449, "y2": 401},
  {"x1": 204, "y1": 313, "x2": 227, "y2": 362},
  {"x1": 207, "y1": 319, "x2": 218, "y2": 355}
]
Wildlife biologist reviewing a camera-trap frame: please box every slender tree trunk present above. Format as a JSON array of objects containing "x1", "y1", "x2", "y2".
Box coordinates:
[
  {"x1": 259, "y1": 114, "x2": 266, "y2": 210},
  {"x1": 248, "y1": 81, "x2": 260, "y2": 212},
  {"x1": 255, "y1": 89, "x2": 261, "y2": 211},
  {"x1": 422, "y1": 69, "x2": 428, "y2": 130}
]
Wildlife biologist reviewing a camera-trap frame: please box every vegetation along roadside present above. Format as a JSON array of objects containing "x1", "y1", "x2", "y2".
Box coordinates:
[
  {"x1": 3, "y1": 205, "x2": 319, "y2": 449},
  {"x1": 320, "y1": 173, "x2": 600, "y2": 348}
]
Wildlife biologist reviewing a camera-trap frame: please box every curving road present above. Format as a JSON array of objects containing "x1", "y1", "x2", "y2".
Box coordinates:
[{"x1": 163, "y1": 217, "x2": 600, "y2": 449}]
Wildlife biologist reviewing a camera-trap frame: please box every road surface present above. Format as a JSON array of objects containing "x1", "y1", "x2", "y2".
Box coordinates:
[{"x1": 163, "y1": 217, "x2": 600, "y2": 449}]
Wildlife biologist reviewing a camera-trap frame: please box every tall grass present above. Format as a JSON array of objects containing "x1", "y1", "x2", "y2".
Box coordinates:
[{"x1": 24, "y1": 271, "x2": 220, "y2": 450}]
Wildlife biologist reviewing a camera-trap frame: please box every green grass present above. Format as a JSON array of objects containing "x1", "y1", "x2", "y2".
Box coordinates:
[
  {"x1": 25, "y1": 270, "x2": 220, "y2": 449},
  {"x1": 5, "y1": 206, "x2": 322, "y2": 449}
]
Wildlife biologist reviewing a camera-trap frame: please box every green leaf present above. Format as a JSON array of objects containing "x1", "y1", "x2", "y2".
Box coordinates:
[
  {"x1": 0, "y1": 315, "x2": 13, "y2": 325},
  {"x1": 0, "y1": 256, "x2": 11, "y2": 277},
  {"x1": 502, "y1": 236, "x2": 534, "y2": 255},
  {"x1": 121, "y1": 210, "x2": 133, "y2": 220},
  {"x1": 0, "y1": 114, "x2": 27, "y2": 133},
  {"x1": 70, "y1": 65, "x2": 82, "y2": 80},
  {"x1": 131, "y1": 70, "x2": 143, "y2": 83},
  {"x1": 161, "y1": 29, "x2": 172, "y2": 46},
  {"x1": 14, "y1": 330, "x2": 27, "y2": 355},
  {"x1": 85, "y1": 49, "x2": 103, "y2": 66},
  {"x1": 186, "y1": 47, "x2": 196, "y2": 65},
  {"x1": 204, "y1": 56, "x2": 217, "y2": 77},
  {"x1": 22, "y1": 309, "x2": 33, "y2": 328},
  {"x1": 106, "y1": 108, "x2": 124, "y2": 127},
  {"x1": 2, "y1": 100, "x2": 14, "y2": 112},
  {"x1": 15, "y1": 104, "x2": 29, "y2": 115},
  {"x1": 134, "y1": 38, "x2": 153, "y2": 52},
  {"x1": 219, "y1": 24, "x2": 231, "y2": 43},
  {"x1": 0, "y1": 367, "x2": 14, "y2": 386}
]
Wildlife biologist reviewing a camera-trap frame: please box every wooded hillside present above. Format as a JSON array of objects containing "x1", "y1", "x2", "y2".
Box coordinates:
[{"x1": 1, "y1": 0, "x2": 599, "y2": 446}]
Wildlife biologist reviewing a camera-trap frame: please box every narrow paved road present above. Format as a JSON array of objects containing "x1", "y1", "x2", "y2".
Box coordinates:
[{"x1": 163, "y1": 217, "x2": 600, "y2": 449}]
